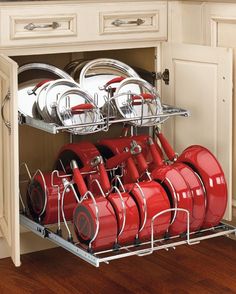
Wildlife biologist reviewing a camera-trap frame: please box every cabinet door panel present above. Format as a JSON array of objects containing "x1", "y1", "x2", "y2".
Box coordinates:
[
  {"x1": 162, "y1": 43, "x2": 233, "y2": 220},
  {"x1": 0, "y1": 54, "x2": 20, "y2": 266}
]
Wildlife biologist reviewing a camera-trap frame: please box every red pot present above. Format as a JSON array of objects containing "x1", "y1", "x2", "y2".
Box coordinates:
[
  {"x1": 71, "y1": 161, "x2": 118, "y2": 251},
  {"x1": 177, "y1": 145, "x2": 227, "y2": 228},
  {"x1": 26, "y1": 172, "x2": 77, "y2": 225},
  {"x1": 73, "y1": 196, "x2": 118, "y2": 251}
]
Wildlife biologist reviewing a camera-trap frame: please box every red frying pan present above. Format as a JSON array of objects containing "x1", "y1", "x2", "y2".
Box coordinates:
[
  {"x1": 177, "y1": 145, "x2": 227, "y2": 228},
  {"x1": 155, "y1": 128, "x2": 227, "y2": 228},
  {"x1": 71, "y1": 160, "x2": 118, "y2": 252},
  {"x1": 26, "y1": 171, "x2": 77, "y2": 225}
]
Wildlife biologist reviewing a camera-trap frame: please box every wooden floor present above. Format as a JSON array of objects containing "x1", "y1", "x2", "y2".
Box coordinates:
[{"x1": 0, "y1": 237, "x2": 236, "y2": 294}]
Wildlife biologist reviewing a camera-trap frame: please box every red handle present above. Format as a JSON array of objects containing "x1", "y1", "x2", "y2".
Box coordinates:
[
  {"x1": 29, "y1": 79, "x2": 52, "y2": 95},
  {"x1": 71, "y1": 160, "x2": 88, "y2": 196},
  {"x1": 157, "y1": 132, "x2": 176, "y2": 161},
  {"x1": 131, "y1": 93, "x2": 155, "y2": 106},
  {"x1": 105, "y1": 151, "x2": 132, "y2": 169},
  {"x1": 148, "y1": 138, "x2": 163, "y2": 167},
  {"x1": 97, "y1": 162, "x2": 111, "y2": 193},
  {"x1": 126, "y1": 158, "x2": 139, "y2": 182},
  {"x1": 71, "y1": 103, "x2": 94, "y2": 114},
  {"x1": 104, "y1": 76, "x2": 125, "y2": 89},
  {"x1": 135, "y1": 153, "x2": 148, "y2": 174}
]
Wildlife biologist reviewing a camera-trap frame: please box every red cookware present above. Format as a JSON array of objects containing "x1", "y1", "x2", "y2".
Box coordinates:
[
  {"x1": 97, "y1": 141, "x2": 171, "y2": 240},
  {"x1": 71, "y1": 160, "x2": 118, "y2": 252},
  {"x1": 177, "y1": 145, "x2": 227, "y2": 228},
  {"x1": 99, "y1": 137, "x2": 195, "y2": 236},
  {"x1": 148, "y1": 135, "x2": 206, "y2": 232},
  {"x1": 26, "y1": 171, "x2": 77, "y2": 225},
  {"x1": 73, "y1": 151, "x2": 140, "y2": 246},
  {"x1": 57, "y1": 145, "x2": 140, "y2": 247},
  {"x1": 155, "y1": 128, "x2": 227, "y2": 228}
]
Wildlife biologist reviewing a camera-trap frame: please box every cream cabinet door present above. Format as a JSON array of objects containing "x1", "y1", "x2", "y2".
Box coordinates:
[
  {"x1": 0, "y1": 54, "x2": 20, "y2": 266},
  {"x1": 161, "y1": 43, "x2": 233, "y2": 220}
]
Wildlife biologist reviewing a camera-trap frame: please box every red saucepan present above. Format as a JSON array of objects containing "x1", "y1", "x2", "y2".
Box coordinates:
[
  {"x1": 71, "y1": 160, "x2": 118, "y2": 252},
  {"x1": 26, "y1": 171, "x2": 77, "y2": 225},
  {"x1": 155, "y1": 128, "x2": 227, "y2": 228}
]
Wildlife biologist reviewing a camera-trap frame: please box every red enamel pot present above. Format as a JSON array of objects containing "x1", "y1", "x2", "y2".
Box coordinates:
[
  {"x1": 26, "y1": 172, "x2": 77, "y2": 225},
  {"x1": 125, "y1": 181, "x2": 171, "y2": 241},
  {"x1": 73, "y1": 196, "x2": 118, "y2": 251},
  {"x1": 71, "y1": 161, "x2": 117, "y2": 252},
  {"x1": 177, "y1": 145, "x2": 227, "y2": 228}
]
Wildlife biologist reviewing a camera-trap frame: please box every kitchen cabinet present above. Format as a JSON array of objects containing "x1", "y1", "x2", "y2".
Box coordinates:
[{"x1": 0, "y1": 0, "x2": 234, "y2": 267}]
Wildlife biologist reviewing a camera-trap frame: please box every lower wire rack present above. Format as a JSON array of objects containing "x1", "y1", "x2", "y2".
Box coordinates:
[{"x1": 20, "y1": 214, "x2": 236, "y2": 268}]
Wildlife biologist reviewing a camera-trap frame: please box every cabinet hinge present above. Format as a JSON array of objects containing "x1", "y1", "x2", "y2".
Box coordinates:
[{"x1": 152, "y1": 69, "x2": 169, "y2": 85}]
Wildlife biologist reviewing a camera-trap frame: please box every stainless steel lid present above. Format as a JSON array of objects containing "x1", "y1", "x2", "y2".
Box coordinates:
[
  {"x1": 18, "y1": 63, "x2": 73, "y2": 119},
  {"x1": 114, "y1": 77, "x2": 163, "y2": 126},
  {"x1": 56, "y1": 88, "x2": 103, "y2": 134},
  {"x1": 44, "y1": 79, "x2": 80, "y2": 123},
  {"x1": 79, "y1": 58, "x2": 140, "y2": 108}
]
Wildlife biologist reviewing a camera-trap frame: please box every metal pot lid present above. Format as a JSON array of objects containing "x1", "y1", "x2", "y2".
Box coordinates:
[
  {"x1": 44, "y1": 79, "x2": 80, "y2": 123},
  {"x1": 36, "y1": 81, "x2": 53, "y2": 121},
  {"x1": 114, "y1": 77, "x2": 163, "y2": 127},
  {"x1": 57, "y1": 88, "x2": 101, "y2": 134},
  {"x1": 18, "y1": 63, "x2": 73, "y2": 118},
  {"x1": 79, "y1": 58, "x2": 140, "y2": 108}
]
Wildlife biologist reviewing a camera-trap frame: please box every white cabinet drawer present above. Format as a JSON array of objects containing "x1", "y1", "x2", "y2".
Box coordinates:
[
  {"x1": 100, "y1": 10, "x2": 160, "y2": 35},
  {"x1": 78, "y1": 1, "x2": 167, "y2": 43},
  {"x1": 0, "y1": 5, "x2": 78, "y2": 47}
]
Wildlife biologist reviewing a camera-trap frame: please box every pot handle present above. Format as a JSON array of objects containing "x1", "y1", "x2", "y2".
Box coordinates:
[
  {"x1": 70, "y1": 103, "x2": 94, "y2": 114},
  {"x1": 131, "y1": 93, "x2": 155, "y2": 106},
  {"x1": 131, "y1": 140, "x2": 148, "y2": 174},
  {"x1": 102, "y1": 76, "x2": 125, "y2": 90},
  {"x1": 71, "y1": 160, "x2": 88, "y2": 196},
  {"x1": 105, "y1": 150, "x2": 132, "y2": 169},
  {"x1": 155, "y1": 128, "x2": 176, "y2": 161},
  {"x1": 126, "y1": 157, "x2": 139, "y2": 182},
  {"x1": 27, "y1": 79, "x2": 52, "y2": 95},
  {"x1": 97, "y1": 159, "x2": 111, "y2": 193},
  {"x1": 147, "y1": 137, "x2": 163, "y2": 167}
]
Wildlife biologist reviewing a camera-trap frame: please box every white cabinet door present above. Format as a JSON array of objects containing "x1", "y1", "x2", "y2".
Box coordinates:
[
  {"x1": 161, "y1": 43, "x2": 233, "y2": 220},
  {"x1": 0, "y1": 54, "x2": 20, "y2": 266}
]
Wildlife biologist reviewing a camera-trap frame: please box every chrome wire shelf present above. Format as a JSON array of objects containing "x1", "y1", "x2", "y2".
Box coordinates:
[
  {"x1": 20, "y1": 213, "x2": 236, "y2": 268},
  {"x1": 19, "y1": 104, "x2": 190, "y2": 135}
]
